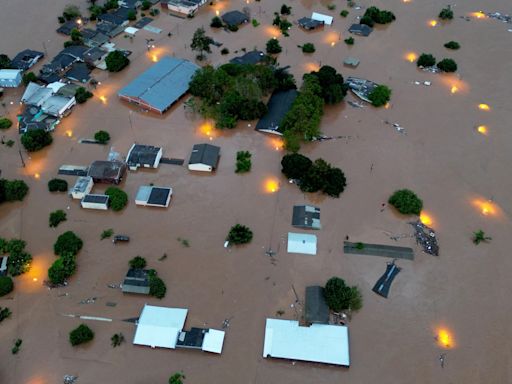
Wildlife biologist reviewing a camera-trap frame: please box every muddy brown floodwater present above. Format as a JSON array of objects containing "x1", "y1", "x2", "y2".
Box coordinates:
[{"x1": 1, "y1": 0, "x2": 512, "y2": 383}]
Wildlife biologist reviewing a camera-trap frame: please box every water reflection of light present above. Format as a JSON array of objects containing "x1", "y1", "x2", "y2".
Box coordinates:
[
  {"x1": 429, "y1": 20, "x2": 438, "y2": 27},
  {"x1": 264, "y1": 179, "x2": 279, "y2": 193},
  {"x1": 34, "y1": 173, "x2": 40, "y2": 179},
  {"x1": 476, "y1": 125, "x2": 488, "y2": 135},
  {"x1": 478, "y1": 103, "x2": 490, "y2": 111},
  {"x1": 267, "y1": 137, "x2": 284, "y2": 151},
  {"x1": 304, "y1": 62, "x2": 320, "y2": 72},
  {"x1": 435, "y1": 327, "x2": 455, "y2": 349},
  {"x1": 264, "y1": 25, "x2": 281, "y2": 38},
  {"x1": 450, "y1": 85, "x2": 458, "y2": 94},
  {"x1": 384, "y1": 102, "x2": 391, "y2": 109},
  {"x1": 151, "y1": 54, "x2": 158, "y2": 62},
  {"x1": 65, "y1": 130, "x2": 73, "y2": 137},
  {"x1": 198, "y1": 122, "x2": 216, "y2": 140},
  {"x1": 405, "y1": 52, "x2": 417, "y2": 62},
  {"x1": 99, "y1": 95, "x2": 107, "y2": 104},
  {"x1": 419, "y1": 212, "x2": 433, "y2": 226},
  {"x1": 472, "y1": 199, "x2": 499, "y2": 217},
  {"x1": 471, "y1": 11, "x2": 486, "y2": 19}
]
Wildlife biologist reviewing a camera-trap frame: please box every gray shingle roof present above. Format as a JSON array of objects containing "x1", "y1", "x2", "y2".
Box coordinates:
[
  {"x1": 305, "y1": 286, "x2": 329, "y2": 324},
  {"x1": 189, "y1": 144, "x2": 220, "y2": 168},
  {"x1": 256, "y1": 89, "x2": 297, "y2": 132}
]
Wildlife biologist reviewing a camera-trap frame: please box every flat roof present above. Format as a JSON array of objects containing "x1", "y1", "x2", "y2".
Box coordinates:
[
  {"x1": 133, "y1": 305, "x2": 188, "y2": 349},
  {"x1": 287, "y1": 232, "x2": 317, "y2": 255},
  {"x1": 82, "y1": 194, "x2": 109, "y2": 204},
  {"x1": 202, "y1": 329, "x2": 225, "y2": 354},
  {"x1": 118, "y1": 56, "x2": 199, "y2": 112},
  {"x1": 305, "y1": 286, "x2": 329, "y2": 324},
  {"x1": 311, "y1": 12, "x2": 333, "y2": 25},
  {"x1": 292, "y1": 205, "x2": 321, "y2": 229},
  {"x1": 126, "y1": 144, "x2": 162, "y2": 167},
  {"x1": 148, "y1": 187, "x2": 172, "y2": 206},
  {"x1": 71, "y1": 176, "x2": 93, "y2": 193},
  {"x1": 263, "y1": 319, "x2": 350, "y2": 366}
]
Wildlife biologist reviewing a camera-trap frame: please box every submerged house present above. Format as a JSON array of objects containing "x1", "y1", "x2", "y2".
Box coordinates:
[
  {"x1": 87, "y1": 160, "x2": 127, "y2": 184},
  {"x1": 126, "y1": 144, "x2": 163, "y2": 170},
  {"x1": 188, "y1": 144, "x2": 220, "y2": 172},
  {"x1": 81, "y1": 194, "x2": 109, "y2": 210},
  {"x1": 0, "y1": 69, "x2": 22, "y2": 87},
  {"x1": 229, "y1": 50, "x2": 267, "y2": 65},
  {"x1": 221, "y1": 10, "x2": 249, "y2": 27},
  {"x1": 298, "y1": 17, "x2": 325, "y2": 30},
  {"x1": 161, "y1": 0, "x2": 206, "y2": 17},
  {"x1": 69, "y1": 176, "x2": 94, "y2": 200},
  {"x1": 292, "y1": 205, "x2": 321, "y2": 230},
  {"x1": 135, "y1": 186, "x2": 172, "y2": 208},
  {"x1": 11, "y1": 49, "x2": 44, "y2": 71},
  {"x1": 17, "y1": 105, "x2": 60, "y2": 133},
  {"x1": 255, "y1": 89, "x2": 297, "y2": 135},
  {"x1": 348, "y1": 24, "x2": 373, "y2": 36},
  {"x1": 122, "y1": 268, "x2": 150, "y2": 295},
  {"x1": 346, "y1": 76, "x2": 379, "y2": 103},
  {"x1": 305, "y1": 286, "x2": 329, "y2": 324}
]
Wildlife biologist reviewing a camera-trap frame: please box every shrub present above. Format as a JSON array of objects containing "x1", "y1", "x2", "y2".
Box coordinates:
[
  {"x1": 220, "y1": 48, "x2": 229, "y2": 55},
  {"x1": 266, "y1": 39, "x2": 282, "y2": 54},
  {"x1": 300, "y1": 159, "x2": 347, "y2": 197},
  {"x1": 22, "y1": 72, "x2": 38, "y2": 86},
  {"x1": 388, "y1": 189, "x2": 423, "y2": 215},
  {"x1": 280, "y1": 4, "x2": 292, "y2": 15},
  {"x1": 141, "y1": 0, "x2": 151, "y2": 10},
  {"x1": 94, "y1": 130, "x2": 110, "y2": 144},
  {"x1": 169, "y1": 372, "x2": 185, "y2": 384},
  {"x1": 323, "y1": 277, "x2": 363, "y2": 312},
  {"x1": 281, "y1": 153, "x2": 313, "y2": 180},
  {"x1": 235, "y1": 151, "x2": 252, "y2": 173},
  {"x1": 368, "y1": 85, "x2": 392, "y2": 107},
  {"x1": 0, "y1": 307, "x2": 12, "y2": 322},
  {"x1": 127, "y1": 9, "x2": 136, "y2": 21},
  {"x1": 359, "y1": 15, "x2": 374, "y2": 27},
  {"x1": 63, "y1": 4, "x2": 81, "y2": 20},
  {"x1": 106, "y1": 51, "x2": 129, "y2": 72},
  {"x1": 227, "y1": 224, "x2": 253, "y2": 245},
  {"x1": 105, "y1": 187, "x2": 128, "y2": 211},
  {"x1": 49, "y1": 210, "x2": 67, "y2": 228},
  {"x1": 301, "y1": 43, "x2": 315, "y2": 53},
  {"x1": 472, "y1": 230, "x2": 491, "y2": 245},
  {"x1": 149, "y1": 273, "x2": 166, "y2": 299},
  {"x1": 439, "y1": 7, "x2": 454, "y2": 20},
  {"x1": 129, "y1": 256, "x2": 146, "y2": 269},
  {"x1": 54, "y1": 231, "x2": 83, "y2": 256},
  {"x1": 417, "y1": 53, "x2": 436, "y2": 67},
  {"x1": 48, "y1": 253, "x2": 76, "y2": 285},
  {"x1": 2, "y1": 180, "x2": 29, "y2": 201},
  {"x1": 252, "y1": 19, "x2": 260, "y2": 27},
  {"x1": 437, "y1": 58, "x2": 457, "y2": 72},
  {"x1": 5, "y1": 140, "x2": 14, "y2": 147},
  {"x1": 210, "y1": 16, "x2": 223, "y2": 28},
  {"x1": 111, "y1": 333, "x2": 125, "y2": 347},
  {"x1": 0, "y1": 117, "x2": 12, "y2": 130},
  {"x1": 444, "y1": 41, "x2": 460, "y2": 50},
  {"x1": 48, "y1": 178, "x2": 68, "y2": 192},
  {"x1": 0, "y1": 276, "x2": 14, "y2": 296},
  {"x1": 363, "y1": 6, "x2": 395, "y2": 24},
  {"x1": 11, "y1": 339, "x2": 22, "y2": 354},
  {"x1": 21, "y1": 129, "x2": 52, "y2": 152},
  {"x1": 75, "y1": 87, "x2": 93, "y2": 104},
  {"x1": 7, "y1": 252, "x2": 32, "y2": 276},
  {"x1": 100, "y1": 228, "x2": 114, "y2": 240},
  {"x1": 69, "y1": 324, "x2": 94, "y2": 346},
  {"x1": 340, "y1": 10, "x2": 349, "y2": 17},
  {"x1": 344, "y1": 37, "x2": 354, "y2": 45}
]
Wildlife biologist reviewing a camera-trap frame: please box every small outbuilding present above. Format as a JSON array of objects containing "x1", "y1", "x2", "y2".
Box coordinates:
[
  {"x1": 229, "y1": 50, "x2": 266, "y2": 65},
  {"x1": 287, "y1": 232, "x2": 317, "y2": 255},
  {"x1": 0, "y1": 69, "x2": 22, "y2": 88},
  {"x1": 69, "y1": 176, "x2": 94, "y2": 200},
  {"x1": 222, "y1": 10, "x2": 249, "y2": 27},
  {"x1": 188, "y1": 144, "x2": 220, "y2": 172},
  {"x1": 292, "y1": 205, "x2": 321, "y2": 230},
  {"x1": 81, "y1": 194, "x2": 109, "y2": 210},
  {"x1": 311, "y1": 12, "x2": 333, "y2": 25},
  {"x1": 348, "y1": 24, "x2": 373, "y2": 36},
  {"x1": 135, "y1": 186, "x2": 172, "y2": 208},
  {"x1": 122, "y1": 268, "x2": 150, "y2": 295},
  {"x1": 126, "y1": 144, "x2": 163, "y2": 170},
  {"x1": 343, "y1": 56, "x2": 360, "y2": 68},
  {"x1": 305, "y1": 286, "x2": 329, "y2": 324},
  {"x1": 87, "y1": 160, "x2": 127, "y2": 184},
  {"x1": 297, "y1": 17, "x2": 325, "y2": 30}
]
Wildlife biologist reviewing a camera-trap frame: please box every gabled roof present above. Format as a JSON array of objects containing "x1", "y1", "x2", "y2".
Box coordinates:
[
  {"x1": 188, "y1": 144, "x2": 220, "y2": 167},
  {"x1": 221, "y1": 10, "x2": 249, "y2": 26},
  {"x1": 98, "y1": 12, "x2": 127, "y2": 25},
  {"x1": 84, "y1": 47, "x2": 108, "y2": 63},
  {"x1": 56, "y1": 20, "x2": 79, "y2": 35},
  {"x1": 256, "y1": 89, "x2": 297, "y2": 133},
  {"x1": 0, "y1": 69, "x2": 22, "y2": 80},
  {"x1": 348, "y1": 23, "x2": 373, "y2": 36},
  {"x1": 61, "y1": 45, "x2": 89, "y2": 60},
  {"x1": 126, "y1": 144, "x2": 162, "y2": 168},
  {"x1": 87, "y1": 160, "x2": 126, "y2": 182},
  {"x1": 297, "y1": 17, "x2": 324, "y2": 30},
  {"x1": 17, "y1": 105, "x2": 59, "y2": 133},
  {"x1": 11, "y1": 49, "x2": 44, "y2": 71},
  {"x1": 287, "y1": 232, "x2": 317, "y2": 255},
  {"x1": 229, "y1": 50, "x2": 266, "y2": 65},
  {"x1": 122, "y1": 268, "x2": 150, "y2": 294},
  {"x1": 21, "y1": 82, "x2": 50, "y2": 105},
  {"x1": 65, "y1": 62, "x2": 91, "y2": 83},
  {"x1": 305, "y1": 286, "x2": 329, "y2": 324},
  {"x1": 118, "y1": 56, "x2": 199, "y2": 113}
]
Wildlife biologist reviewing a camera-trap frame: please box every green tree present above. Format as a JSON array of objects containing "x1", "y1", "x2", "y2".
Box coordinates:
[
  {"x1": 7, "y1": 251, "x2": 32, "y2": 276},
  {"x1": 368, "y1": 85, "x2": 391, "y2": 107},
  {"x1": 63, "y1": 4, "x2": 81, "y2": 20},
  {"x1": 54, "y1": 231, "x2": 83, "y2": 256},
  {"x1": 227, "y1": 224, "x2": 253, "y2": 245},
  {"x1": 169, "y1": 372, "x2": 185, "y2": 384},
  {"x1": 344, "y1": 37, "x2": 354, "y2": 45},
  {"x1": 0, "y1": 54, "x2": 11, "y2": 69},
  {"x1": 149, "y1": 272, "x2": 167, "y2": 299},
  {"x1": 210, "y1": 16, "x2": 223, "y2": 28},
  {"x1": 437, "y1": 58, "x2": 457, "y2": 72},
  {"x1": 305, "y1": 65, "x2": 347, "y2": 104},
  {"x1": 70, "y1": 28, "x2": 83, "y2": 43},
  {"x1": 75, "y1": 87, "x2": 93, "y2": 104},
  {"x1": 21, "y1": 129, "x2": 53, "y2": 152},
  {"x1": 324, "y1": 277, "x2": 363, "y2": 312},
  {"x1": 472, "y1": 230, "x2": 492, "y2": 245},
  {"x1": 280, "y1": 4, "x2": 291, "y2": 15},
  {"x1": 48, "y1": 253, "x2": 76, "y2": 285},
  {"x1": 340, "y1": 10, "x2": 349, "y2": 17},
  {"x1": 106, "y1": 51, "x2": 129, "y2": 72},
  {"x1": 3, "y1": 180, "x2": 29, "y2": 201},
  {"x1": 129, "y1": 256, "x2": 146, "y2": 269},
  {"x1": 141, "y1": 0, "x2": 151, "y2": 10},
  {"x1": 94, "y1": 130, "x2": 110, "y2": 144},
  {"x1": 388, "y1": 189, "x2": 423, "y2": 215},
  {"x1": 127, "y1": 9, "x2": 136, "y2": 21},
  {"x1": 235, "y1": 151, "x2": 252, "y2": 173},
  {"x1": 363, "y1": 6, "x2": 395, "y2": 24},
  {"x1": 444, "y1": 41, "x2": 460, "y2": 50},
  {"x1": 48, "y1": 178, "x2": 68, "y2": 192},
  {"x1": 0, "y1": 117, "x2": 12, "y2": 129},
  {"x1": 281, "y1": 153, "x2": 312, "y2": 180},
  {"x1": 105, "y1": 187, "x2": 128, "y2": 211},
  {"x1": 439, "y1": 7, "x2": 454, "y2": 20},
  {"x1": 0, "y1": 307, "x2": 12, "y2": 322},
  {"x1": 191, "y1": 27, "x2": 214, "y2": 60},
  {"x1": 266, "y1": 38, "x2": 282, "y2": 54},
  {"x1": 417, "y1": 53, "x2": 436, "y2": 67},
  {"x1": 69, "y1": 324, "x2": 94, "y2": 346},
  {"x1": 0, "y1": 276, "x2": 14, "y2": 296},
  {"x1": 49, "y1": 210, "x2": 67, "y2": 228},
  {"x1": 301, "y1": 43, "x2": 315, "y2": 53},
  {"x1": 22, "y1": 72, "x2": 38, "y2": 86},
  {"x1": 359, "y1": 15, "x2": 374, "y2": 27}
]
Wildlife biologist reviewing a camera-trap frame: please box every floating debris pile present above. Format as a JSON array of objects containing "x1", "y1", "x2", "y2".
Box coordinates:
[
  {"x1": 486, "y1": 12, "x2": 511, "y2": 23},
  {"x1": 410, "y1": 220, "x2": 439, "y2": 256}
]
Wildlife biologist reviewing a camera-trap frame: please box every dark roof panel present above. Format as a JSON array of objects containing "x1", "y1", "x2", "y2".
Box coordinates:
[
  {"x1": 221, "y1": 10, "x2": 249, "y2": 26},
  {"x1": 147, "y1": 187, "x2": 171, "y2": 206},
  {"x1": 256, "y1": 90, "x2": 298, "y2": 132},
  {"x1": 305, "y1": 286, "x2": 330, "y2": 324},
  {"x1": 189, "y1": 144, "x2": 220, "y2": 167}
]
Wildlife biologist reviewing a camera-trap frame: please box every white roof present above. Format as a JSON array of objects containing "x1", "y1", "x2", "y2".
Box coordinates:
[
  {"x1": 202, "y1": 329, "x2": 225, "y2": 354},
  {"x1": 312, "y1": 12, "x2": 334, "y2": 25},
  {"x1": 133, "y1": 305, "x2": 188, "y2": 349},
  {"x1": 287, "y1": 232, "x2": 317, "y2": 255},
  {"x1": 263, "y1": 319, "x2": 350, "y2": 366},
  {"x1": 47, "y1": 81, "x2": 66, "y2": 93},
  {"x1": 0, "y1": 69, "x2": 22, "y2": 79},
  {"x1": 124, "y1": 26, "x2": 139, "y2": 35}
]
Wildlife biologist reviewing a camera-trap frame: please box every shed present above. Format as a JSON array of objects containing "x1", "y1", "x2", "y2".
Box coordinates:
[
  {"x1": 11, "y1": 49, "x2": 44, "y2": 71},
  {"x1": 188, "y1": 144, "x2": 220, "y2": 172},
  {"x1": 118, "y1": 56, "x2": 199, "y2": 114},
  {"x1": 305, "y1": 286, "x2": 329, "y2": 324},
  {"x1": 69, "y1": 176, "x2": 94, "y2": 199},
  {"x1": 122, "y1": 268, "x2": 150, "y2": 295},
  {"x1": 348, "y1": 24, "x2": 373, "y2": 36},
  {"x1": 287, "y1": 232, "x2": 317, "y2": 255},
  {"x1": 87, "y1": 160, "x2": 126, "y2": 184},
  {"x1": 343, "y1": 56, "x2": 360, "y2": 68},
  {"x1": 229, "y1": 50, "x2": 266, "y2": 65},
  {"x1": 133, "y1": 304, "x2": 188, "y2": 349},
  {"x1": 222, "y1": 10, "x2": 249, "y2": 27},
  {"x1": 292, "y1": 205, "x2": 321, "y2": 230},
  {"x1": 255, "y1": 89, "x2": 297, "y2": 134},
  {"x1": 135, "y1": 186, "x2": 172, "y2": 207},
  {"x1": 263, "y1": 319, "x2": 350, "y2": 366},
  {"x1": 297, "y1": 17, "x2": 324, "y2": 30},
  {"x1": 126, "y1": 144, "x2": 163, "y2": 170},
  {"x1": 0, "y1": 69, "x2": 22, "y2": 88},
  {"x1": 311, "y1": 12, "x2": 333, "y2": 25},
  {"x1": 81, "y1": 194, "x2": 109, "y2": 210}
]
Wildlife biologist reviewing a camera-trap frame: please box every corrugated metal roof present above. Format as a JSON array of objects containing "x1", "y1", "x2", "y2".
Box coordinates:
[{"x1": 118, "y1": 56, "x2": 199, "y2": 112}]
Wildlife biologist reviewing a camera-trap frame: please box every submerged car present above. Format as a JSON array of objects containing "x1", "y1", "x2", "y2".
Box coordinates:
[{"x1": 113, "y1": 235, "x2": 130, "y2": 244}]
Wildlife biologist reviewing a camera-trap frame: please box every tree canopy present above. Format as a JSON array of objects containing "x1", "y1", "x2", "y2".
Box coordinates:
[
  {"x1": 106, "y1": 51, "x2": 129, "y2": 72},
  {"x1": 227, "y1": 224, "x2": 253, "y2": 245},
  {"x1": 360, "y1": 6, "x2": 395, "y2": 26},
  {"x1": 0, "y1": 276, "x2": 13, "y2": 297},
  {"x1": 368, "y1": 85, "x2": 392, "y2": 107},
  {"x1": 48, "y1": 253, "x2": 76, "y2": 285},
  {"x1": 69, "y1": 324, "x2": 94, "y2": 346},
  {"x1": 0, "y1": 237, "x2": 32, "y2": 276},
  {"x1": 304, "y1": 65, "x2": 348, "y2": 104},
  {"x1": 0, "y1": 54, "x2": 11, "y2": 69},
  {"x1": 437, "y1": 58, "x2": 457, "y2": 72},
  {"x1": 54, "y1": 231, "x2": 83, "y2": 256},
  {"x1": 48, "y1": 178, "x2": 68, "y2": 192},
  {"x1": 324, "y1": 277, "x2": 363, "y2": 312},
  {"x1": 266, "y1": 38, "x2": 282, "y2": 54},
  {"x1": 388, "y1": 189, "x2": 423, "y2": 215},
  {"x1": 0, "y1": 117, "x2": 12, "y2": 130},
  {"x1": 21, "y1": 129, "x2": 52, "y2": 152},
  {"x1": 94, "y1": 130, "x2": 110, "y2": 144},
  {"x1": 105, "y1": 187, "x2": 128, "y2": 211},
  {"x1": 417, "y1": 53, "x2": 436, "y2": 67},
  {"x1": 0, "y1": 179, "x2": 29, "y2": 203},
  {"x1": 129, "y1": 256, "x2": 146, "y2": 269},
  {"x1": 191, "y1": 27, "x2": 214, "y2": 60}
]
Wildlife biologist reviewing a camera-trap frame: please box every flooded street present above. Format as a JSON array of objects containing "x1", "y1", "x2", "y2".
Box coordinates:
[{"x1": 1, "y1": 0, "x2": 512, "y2": 383}]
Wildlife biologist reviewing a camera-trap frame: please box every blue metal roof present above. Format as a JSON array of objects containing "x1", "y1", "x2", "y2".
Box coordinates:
[{"x1": 118, "y1": 56, "x2": 199, "y2": 112}]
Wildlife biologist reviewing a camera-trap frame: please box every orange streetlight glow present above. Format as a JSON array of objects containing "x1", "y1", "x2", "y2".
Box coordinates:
[
  {"x1": 478, "y1": 103, "x2": 490, "y2": 111},
  {"x1": 450, "y1": 85, "x2": 458, "y2": 94},
  {"x1": 151, "y1": 54, "x2": 158, "y2": 62},
  {"x1": 429, "y1": 20, "x2": 438, "y2": 27},
  {"x1": 436, "y1": 327, "x2": 455, "y2": 349},
  {"x1": 216, "y1": 10, "x2": 220, "y2": 16},
  {"x1": 472, "y1": 199, "x2": 499, "y2": 217},
  {"x1": 405, "y1": 52, "x2": 417, "y2": 62},
  {"x1": 419, "y1": 212, "x2": 433, "y2": 226},
  {"x1": 471, "y1": 11, "x2": 486, "y2": 19},
  {"x1": 34, "y1": 173, "x2": 40, "y2": 179},
  {"x1": 330, "y1": 41, "x2": 336, "y2": 47},
  {"x1": 477, "y1": 125, "x2": 488, "y2": 135},
  {"x1": 65, "y1": 130, "x2": 73, "y2": 137},
  {"x1": 33, "y1": 277, "x2": 38, "y2": 282},
  {"x1": 267, "y1": 137, "x2": 284, "y2": 151},
  {"x1": 265, "y1": 179, "x2": 279, "y2": 193},
  {"x1": 99, "y1": 95, "x2": 107, "y2": 104}
]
